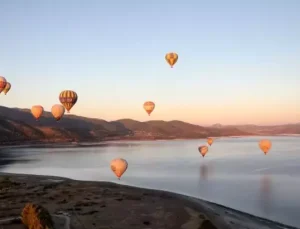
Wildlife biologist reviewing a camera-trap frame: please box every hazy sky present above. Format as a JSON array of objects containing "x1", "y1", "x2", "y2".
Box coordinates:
[{"x1": 0, "y1": 0, "x2": 299, "y2": 125}]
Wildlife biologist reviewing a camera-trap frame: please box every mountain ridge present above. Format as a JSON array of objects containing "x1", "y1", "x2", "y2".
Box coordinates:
[{"x1": 0, "y1": 106, "x2": 299, "y2": 144}]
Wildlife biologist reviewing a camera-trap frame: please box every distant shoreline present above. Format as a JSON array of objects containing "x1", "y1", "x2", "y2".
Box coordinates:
[
  {"x1": 0, "y1": 134, "x2": 299, "y2": 149},
  {"x1": 0, "y1": 172, "x2": 298, "y2": 229}
]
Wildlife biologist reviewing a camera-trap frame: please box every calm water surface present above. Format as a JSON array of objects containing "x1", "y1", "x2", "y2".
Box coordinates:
[{"x1": 1, "y1": 136, "x2": 300, "y2": 227}]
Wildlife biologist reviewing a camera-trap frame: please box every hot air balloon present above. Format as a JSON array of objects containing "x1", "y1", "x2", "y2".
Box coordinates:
[
  {"x1": 3, "y1": 82, "x2": 11, "y2": 95},
  {"x1": 207, "y1": 137, "x2": 213, "y2": 146},
  {"x1": 31, "y1": 105, "x2": 44, "y2": 121},
  {"x1": 51, "y1": 104, "x2": 65, "y2": 121},
  {"x1": 0, "y1": 76, "x2": 7, "y2": 94},
  {"x1": 59, "y1": 90, "x2": 78, "y2": 113},
  {"x1": 259, "y1": 139, "x2": 272, "y2": 155},
  {"x1": 110, "y1": 158, "x2": 128, "y2": 180},
  {"x1": 198, "y1": 146, "x2": 208, "y2": 157},
  {"x1": 143, "y1": 101, "x2": 155, "y2": 116},
  {"x1": 165, "y1": 52, "x2": 178, "y2": 68}
]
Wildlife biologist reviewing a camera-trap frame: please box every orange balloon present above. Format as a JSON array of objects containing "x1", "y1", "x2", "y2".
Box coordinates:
[
  {"x1": 110, "y1": 158, "x2": 128, "y2": 180},
  {"x1": 207, "y1": 138, "x2": 213, "y2": 146},
  {"x1": 51, "y1": 104, "x2": 65, "y2": 121},
  {"x1": 143, "y1": 101, "x2": 155, "y2": 116},
  {"x1": 31, "y1": 105, "x2": 44, "y2": 121},
  {"x1": 259, "y1": 139, "x2": 272, "y2": 155},
  {"x1": 165, "y1": 52, "x2": 178, "y2": 68}
]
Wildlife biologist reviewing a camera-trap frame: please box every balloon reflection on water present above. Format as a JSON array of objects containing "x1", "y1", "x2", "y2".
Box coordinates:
[{"x1": 259, "y1": 175, "x2": 272, "y2": 215}]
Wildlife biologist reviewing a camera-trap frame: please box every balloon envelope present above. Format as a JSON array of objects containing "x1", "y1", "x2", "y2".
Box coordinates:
[
  {"x1": 165, "y1": 52, "x2": 178, "y2": 68},
  {"x1": 59, "y1": 90, "x2": 78, "y2": 113},
  {"x1": 143, "y1": 101, "x2": 155, "y2": 116},
  {"x1": 198, "y1": 146, "x2": 208, "y2": 157},
  {"x1": 31, "y1": 105, "x2": 44, "y2": 121},
  {"x1": 0, "y1": 76, "x2": 7, "y2": 93},
  {"x1": 110, "y1": 158, "x2": 128, "y2": 179},
  {"x1": 259, "y1": 139, "x2": 272, "y2": 155},
  {"x1": 3, "y1": 82, "x2": 11, "y2": 95},
  {"x1": 207, "y1": 138, "x2": 213, "y2": 146},
  {"x1": 51, "y1": 104, "x2": 65, "y2": 121}
]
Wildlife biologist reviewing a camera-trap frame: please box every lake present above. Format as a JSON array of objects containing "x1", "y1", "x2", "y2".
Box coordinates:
[{"x1": 1, "y1": 136, "x2": 300, "y2": 227}]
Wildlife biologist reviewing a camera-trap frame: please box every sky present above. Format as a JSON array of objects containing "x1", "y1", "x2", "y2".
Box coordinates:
[{"x1": 0, "y1": 0, "x2": 300, "y2": 125}]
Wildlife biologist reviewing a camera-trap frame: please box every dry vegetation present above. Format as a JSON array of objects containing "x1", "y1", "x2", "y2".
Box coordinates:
[
  {"x1": 0, "y1": 175, "x2": 218, "y2": 229},
  {"x1": 21, "y1": 203, "x2": 54, "y2": 229}
]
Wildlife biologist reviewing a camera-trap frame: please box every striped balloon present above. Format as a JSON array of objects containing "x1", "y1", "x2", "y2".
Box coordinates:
[
  {"x1": 59, "y1": 90, "x2": 78, "y2": 113},
  {"x1": 165, "y1": 52, "x2": 178, "y2": 68}
]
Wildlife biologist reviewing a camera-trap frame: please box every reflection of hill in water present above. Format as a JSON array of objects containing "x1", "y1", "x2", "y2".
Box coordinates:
[
  {"x1": 0, "y1": 150, "x2": 37, "y2": 168},
  {"x1": 26, "y1": 142, "x2": 141, "y2": 149}
]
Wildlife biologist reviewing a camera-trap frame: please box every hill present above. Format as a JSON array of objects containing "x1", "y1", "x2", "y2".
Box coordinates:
[
  {"x1": 0, "y1": 106, "x2": 299, "y2": 144},
  {"x1": 224, "y1": 124, "x2": 300, "y2": 135}
]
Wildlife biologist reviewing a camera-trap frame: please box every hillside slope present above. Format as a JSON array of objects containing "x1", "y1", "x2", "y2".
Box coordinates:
[
  {"x1": 225, "y1": 124, "x2": 300, "y2": 135},
  {"x1": 0, "y1": 106, "x2": 131, "y2": 144},
  {"x1": 116, "y1": 119, "x2": 251, "y2": 139},
  {"x1": 0, "y1": 106, "x2": 299, "y2": 144}
]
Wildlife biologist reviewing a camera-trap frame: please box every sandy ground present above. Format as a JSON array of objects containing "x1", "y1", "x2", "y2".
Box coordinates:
[{"x1": 0, "y1": 173, "x2": 298, "y2": 229}]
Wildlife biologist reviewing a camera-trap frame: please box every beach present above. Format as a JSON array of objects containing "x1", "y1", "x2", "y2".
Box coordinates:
[{"x1": 0, "y1": 173, "x2": 297, "y2": 229}]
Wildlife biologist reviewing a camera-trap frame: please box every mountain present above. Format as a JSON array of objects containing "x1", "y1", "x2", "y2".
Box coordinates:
[
  {"x1": 0, "y1": 106, "x2": 299, "y2": 144},
  {"x1": 225, "y1": 124, "x2": 300, "y2": 135},
  {"x1": 210, "y1": 123, "x2": 223, "y2": 129}
]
